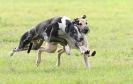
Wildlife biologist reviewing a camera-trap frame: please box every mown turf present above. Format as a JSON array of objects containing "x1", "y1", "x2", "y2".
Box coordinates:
[{"x1": 0, "y1": 0, "x2": 133, "y2": 84}]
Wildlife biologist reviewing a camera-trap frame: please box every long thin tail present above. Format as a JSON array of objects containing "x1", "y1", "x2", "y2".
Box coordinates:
[{"x1": 27, "y1": 43, "x2": 33, "y2": 53}]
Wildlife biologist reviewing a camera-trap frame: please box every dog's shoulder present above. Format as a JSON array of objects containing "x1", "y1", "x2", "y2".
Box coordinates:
[{"x1": 58, "y1": 16, "x2": 71, "y2": 32}]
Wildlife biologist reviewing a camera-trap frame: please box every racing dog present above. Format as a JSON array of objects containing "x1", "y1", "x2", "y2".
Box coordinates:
[
  {"x1": 36, "y1": 15, "x2": 96, "y2": 67},
  {"x1": 10, "y1": 16, "x2": 84, "y2": 57}
]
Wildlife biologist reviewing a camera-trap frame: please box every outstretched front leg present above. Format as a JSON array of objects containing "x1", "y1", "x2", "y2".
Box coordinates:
[
  {"x1": 83, "y1": 50, "x2": 96, "y2": 68},
  {"x1": 83, "y1": 53, "x2": 91, "y2": 67}
]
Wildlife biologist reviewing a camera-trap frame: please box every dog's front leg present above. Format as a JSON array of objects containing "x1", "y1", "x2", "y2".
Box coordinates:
[
  {"x1": 83, "y1": 54, "x2": 91, "y2": 68},
  {"x1": 77, "y1": 46, "x2": 91, "y2": 67}
]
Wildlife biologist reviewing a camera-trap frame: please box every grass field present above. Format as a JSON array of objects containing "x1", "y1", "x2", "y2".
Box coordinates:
[{"x1": 0, "y1": 0, "x2": 133, "y2": 84}]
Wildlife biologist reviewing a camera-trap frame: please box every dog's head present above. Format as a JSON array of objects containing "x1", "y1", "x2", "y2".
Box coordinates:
[
  {"x1": 72, "y1": 15, "x2": 89, "y2": 34},
  {"x1": 65, "y1": 23, "x2": 84, "y2": 43}
]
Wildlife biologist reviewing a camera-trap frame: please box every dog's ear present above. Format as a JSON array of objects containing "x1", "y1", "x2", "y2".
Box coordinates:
[
  {"x1": 82, "y1": 15, "x2": 86, "y2": 19},
  {"x1": 73, "y1": 18, "x2": 79, "y2": 24},
  {"x1": 74, "y1": 18, "x2": 79, "y2": 22}
]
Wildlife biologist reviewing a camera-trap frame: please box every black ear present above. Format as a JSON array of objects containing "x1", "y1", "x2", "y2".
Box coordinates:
[
  {"x1": 74, "y1": 18, "x2": 79, "y2": 22},
  {"x1": 73, "y1": 18, "x2": 79, "y2": 24},
  {"x1": 82, "y1": 15, "x2": 86, "y2": 19}
]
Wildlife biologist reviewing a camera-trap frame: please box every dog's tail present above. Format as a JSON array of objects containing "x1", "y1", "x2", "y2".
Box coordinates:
[{"x1": 27, "y1": 43, "x2": 33, "y2": 53}]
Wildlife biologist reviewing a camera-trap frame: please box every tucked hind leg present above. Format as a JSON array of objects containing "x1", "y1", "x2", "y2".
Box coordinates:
[{"x1": 36, "y1": 43, "x2": 57, "y2": 67}]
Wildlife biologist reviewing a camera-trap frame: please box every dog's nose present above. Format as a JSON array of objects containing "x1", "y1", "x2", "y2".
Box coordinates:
[
  {"x1": 82, "y1": 27, "x2": 89, "y2": 34},
  {"x1": 84, "y1": 28, "x2": 89, "y2": 34}
]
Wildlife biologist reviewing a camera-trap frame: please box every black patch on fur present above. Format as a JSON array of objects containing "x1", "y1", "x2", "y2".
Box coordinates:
[
  {"x1": 65, "y1": 20, "x2": 71, "y2": 33},
  {"x1": 85, "y1": 50, "x2": 90, "y2": 54},
  {"x1": 91, "y1": 51, "x2": 96, "y2": 56},
  {"x1": 27, "y1": 43, "x2": 33, "y2": 53}
]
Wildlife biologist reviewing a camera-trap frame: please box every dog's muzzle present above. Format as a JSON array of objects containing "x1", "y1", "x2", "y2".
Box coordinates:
[{"x1": 82, "y1": 27, "x2": 89, "y2": 34}]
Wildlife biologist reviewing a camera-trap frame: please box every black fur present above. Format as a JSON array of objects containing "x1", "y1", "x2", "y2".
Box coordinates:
[
  {"x1": 14, "y1": 16, "x2": 84, "y2": 53},
  {"x1": 27, "y1": 43, "x2": 33, "y2": 53}
]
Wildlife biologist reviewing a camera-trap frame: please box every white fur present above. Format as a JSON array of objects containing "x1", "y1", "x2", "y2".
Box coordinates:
[{"x1": 58, "y1": 16, "x2": 71, "y2": 32}]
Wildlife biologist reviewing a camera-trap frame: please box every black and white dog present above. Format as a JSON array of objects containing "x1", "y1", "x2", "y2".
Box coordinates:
[
  {"x1": 36, "y1": 15, "x2": 96, "y2": 67},
  {"x1": 10, "y1": 16, "x2": 84, "y2": 56}
]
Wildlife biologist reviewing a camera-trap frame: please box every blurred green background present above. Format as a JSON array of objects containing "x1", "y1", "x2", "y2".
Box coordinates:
[{"x1": 0, "y1": 0, "x2": 133, "y2": 84}]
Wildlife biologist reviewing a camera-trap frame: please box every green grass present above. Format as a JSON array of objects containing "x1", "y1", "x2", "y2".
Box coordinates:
[{"x1": 0, "y1": 0, "x2": 133, "y2": 84}]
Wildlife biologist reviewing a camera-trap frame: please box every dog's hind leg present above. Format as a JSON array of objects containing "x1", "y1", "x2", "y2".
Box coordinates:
[
  {"x1": 56, "y1": 49, "x2": 65, "y2": 66},
  {"x1": 36, "y1": 47, "x2": 43, "y2": 67},
  {"x1": 10, "y1": 48, "x2": 16, "y2": 56},
  {"x1": 36, "y1": 52, "x2": 41, "y2": 67},
  {"x1": 36, "y1": 43, "x2": 57, "y2": 67},
  {"x1": 27, "y1": 43, "x2": 33, "y2": 53},
  {"x1": 10, "y1": 47, "x2": 24, "y2": 56}
]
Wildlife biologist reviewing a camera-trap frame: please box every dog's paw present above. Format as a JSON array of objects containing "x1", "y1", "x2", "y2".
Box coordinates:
[
  {"x1": 91, "y1": 50, "x2": 96, "y2": 56},
  {"x1": 84, "y1": 50, "x2": 90, "y2": 54},
  {"x1": 88, "y1": 50, "x2": 96, "y2": 57}
]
